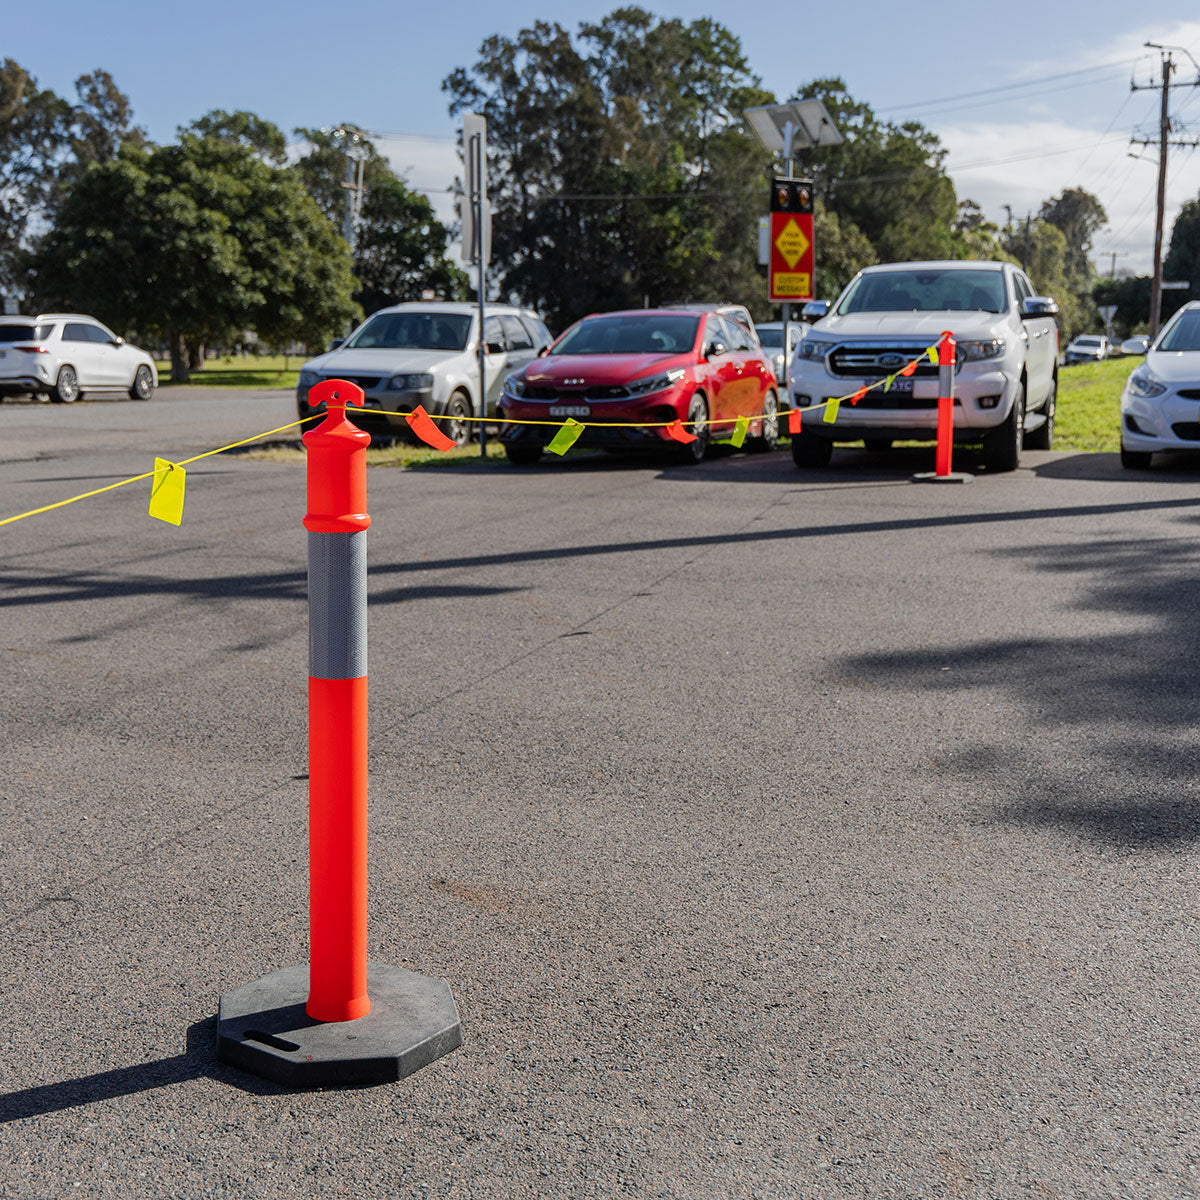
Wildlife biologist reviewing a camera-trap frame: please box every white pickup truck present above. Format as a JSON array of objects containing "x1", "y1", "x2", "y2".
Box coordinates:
[{"x1": 786, "y1": 260, "x2": 1059, "y2": 471}]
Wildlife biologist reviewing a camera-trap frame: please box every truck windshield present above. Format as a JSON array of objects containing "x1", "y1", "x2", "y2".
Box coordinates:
[
  {"x1": 345, "y1": 312, "x2": 471, "y2": 351},
  {"x1": 836, "y1": 269, "x2": 1007, "y2": 315}
]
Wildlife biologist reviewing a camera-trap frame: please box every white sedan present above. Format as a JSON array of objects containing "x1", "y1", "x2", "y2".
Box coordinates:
[
  {"x1": 0, "y1": 313, "x2": 157, "y2": 403},
  {"x1": 1120, "y1": 301, "x2": 1200, "y2": 469}
]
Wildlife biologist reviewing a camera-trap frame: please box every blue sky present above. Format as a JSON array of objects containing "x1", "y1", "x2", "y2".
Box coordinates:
[{"x1": 9, "y1": 1, "x2": 1200, "y2": 276}]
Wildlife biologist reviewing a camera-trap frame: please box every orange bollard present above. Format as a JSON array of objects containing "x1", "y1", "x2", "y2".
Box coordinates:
[
  {"x1": 935, "y1": 331, "x2": 956, "y2": 477},
  {"x1": 217, "y1": 378, "x2": 462, "y2": 1085},
  {"x1": 302, "y1": 379, "x2": 372, "y2": 1023}
]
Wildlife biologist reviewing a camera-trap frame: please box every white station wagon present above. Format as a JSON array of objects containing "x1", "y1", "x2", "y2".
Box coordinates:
[{"x1": 0, "y1": 313, "x2": 157, "y2": 403}]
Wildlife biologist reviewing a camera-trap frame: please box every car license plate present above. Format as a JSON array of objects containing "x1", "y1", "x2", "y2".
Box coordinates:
[
  {"x1": 549, "y1": 405, "x2": 590, "y2": 417},
  {"x1": 876, "y1": 375, "x2": 912, "y2": 393}
]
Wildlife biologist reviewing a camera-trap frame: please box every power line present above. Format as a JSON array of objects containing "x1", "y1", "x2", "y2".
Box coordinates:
[{"x1": 877, "y1": 61, "x2": 1132, "y2": 116}]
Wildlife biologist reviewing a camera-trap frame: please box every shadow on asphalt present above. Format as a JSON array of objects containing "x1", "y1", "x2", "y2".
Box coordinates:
[
  {"x1": 0, "y1": 1018, "x2": 288, "y2": 1122},
  {"x1": 8, "y1": 494, "x2": 1200, "y2": 617},
  {"x1": 836, "y1": 532, "x2": 1200, "y2": 850},
  {"x1": 1034, "y1": 451, "x2": 1200, "y2": 483}
]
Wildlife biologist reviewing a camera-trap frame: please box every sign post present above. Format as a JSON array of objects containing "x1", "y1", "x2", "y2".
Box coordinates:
[{"x1": 463, "y1": 112, "x2": 491, "y2": 458}]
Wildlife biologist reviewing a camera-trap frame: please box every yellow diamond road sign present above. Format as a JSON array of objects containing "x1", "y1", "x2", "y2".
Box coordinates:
[{"x1": 774, "y1": 218, "x2": 810, "y2": 270}]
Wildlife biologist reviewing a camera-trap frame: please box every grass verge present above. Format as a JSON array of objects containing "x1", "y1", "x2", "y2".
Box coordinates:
[
  {"x1": 239, "y1": 438, "x2": 511, "y2": 469},
  {"x1": 156, "y1": 354, "x2": 300, "y2": 389},
  {"x1": 1055, "y1": 357, "x2": 1135, "y2": 453}
]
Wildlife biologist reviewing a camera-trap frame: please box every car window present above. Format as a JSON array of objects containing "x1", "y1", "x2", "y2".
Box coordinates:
[
  {"x1": 836, "y1": 269, "x2": 1006, "y2": 314},
  {"x1": 1013, "y1": 273, "x2": 1034, "y2": 305},
  {"x1": 345, "y1": 312, "x2": 471, "y2": 351},
  {"x1": 0, "y1": 324, "x2": 38, "y2": 343},
  {"x1": 554, "y1": 313, "x2": 699, "y2": 355},
  {"x1": 703, "y1": 316, "x2": 729, "y2": 354},
  {"x1": 63, "y1": 322, "x2": 94, "y2": 342},
  {"x1": 715, "y1": 316, "x2": 742, "y2": 351},
  {"x1": 1157, "y1": 309, "x2": 1200, "y2": 352},
  {"x1": 482, "y1": 316, "x2": 505, "y2": 349},
  {"x1": 755, "y1": 327, "x2": 783, "y2": 349},
  {"x1": 519, "y1": 315, "x2": 551, "y2": 348},
  {"x1": 85, "y1": 324, "x2": 113, "y2": 343},
  {"x1": 500, "y1": 315, "x2": 532, "y2": 350}
]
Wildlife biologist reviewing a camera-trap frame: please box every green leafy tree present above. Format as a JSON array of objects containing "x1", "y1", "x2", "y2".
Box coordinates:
[
  {"x1": 293, "y1": 126, "x2": 467, "y2": 312},
  {"x1": 29, "y1": 134, "x2": 357, "y2": 381},
  {"x1": 1039, "y1": 188, "x2": 1107, "y2": 285},
  {"x1": 0, "y1": 61, "x2": 143, "y2": 295},
  {"x1": 443, "y1": 7, "x2": 774, "y2": 328},
  {"x1": 789, "y1": 78, "x2": 961, "y2": 264},
  {"x1": 812, "y1": 199, "x2": 877, "y2": 301},
  {"x1": 1164, "y1": 195, "x2": 1200, "y2": 305}
]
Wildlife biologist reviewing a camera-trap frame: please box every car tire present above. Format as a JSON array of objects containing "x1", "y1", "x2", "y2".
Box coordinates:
[
  {"x1": 1025, "y1": 374, "x2": 1056, "y2": 450},
  {"x1": 1120, "y1": 445, "x2": 1153, "y2": 470},
  {"x1": 863, "y1": 438, "x2": 893, "y2": 453},
  {"x1": 983, "y1": 380, "x2": 1024, "y2": 472},
  {"x1": 129, "y1": 365, "x2": 154, "y2": 401},
  {"x1": 505, "y1": 444, "x2": 542, "y2": 466},
  {"x1": 746, "y1": 389, "x2": 779, "y2": 453},
  {"x1": 677, "y1": 393, "x2": 710, "y2": 464},
  {"x1": 443, "y1": 390, "x2": 473, "y2": 446},
  {"x1": 51, "y1": 365, "x2": 79, "y2": 404},
  {"x1": 790, "y1": 433, "x2": 833, "y2": 468}
]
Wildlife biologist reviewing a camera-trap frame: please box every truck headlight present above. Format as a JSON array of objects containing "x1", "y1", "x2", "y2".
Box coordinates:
[
  {"x1": 796, "y1": 338, "x2": 835, "y2": 362},
  {"x1": 957, "y1": 338, "x2": 1006, "y2": 362}
]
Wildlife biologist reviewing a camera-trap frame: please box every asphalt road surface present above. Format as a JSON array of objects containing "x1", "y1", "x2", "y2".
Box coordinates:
[{"x1": 3, "y1": 388, "x2": 1200, "y2": 1198}]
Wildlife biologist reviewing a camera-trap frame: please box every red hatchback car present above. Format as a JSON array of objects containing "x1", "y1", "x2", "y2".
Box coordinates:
[{"x1": 498, "y1": 308, "x2": 780, "y2": 465}]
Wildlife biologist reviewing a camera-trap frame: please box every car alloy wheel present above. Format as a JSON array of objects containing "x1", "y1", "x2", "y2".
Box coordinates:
[
  {"x1": 130, "y1": 365, "x2": 154, "y2": 401},
  {"x1": 680, "y1": 393, "x2": 710, "y2": 464},
  {"x1": 747, "y1": 390, "x2": 779, "y2": 453},
  {"x1": 51, "y1": 365, "x2": 79, "y2": 404},
  {"x1": 444, "y1": 391, "x2": 472, "y2": 446}
]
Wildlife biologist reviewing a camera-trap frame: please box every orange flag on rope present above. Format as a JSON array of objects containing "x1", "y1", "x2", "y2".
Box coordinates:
[
  {"x1": 664, "y1": 419, "x2": 697, "y2": 444},
  {"x1": 850, "y1": 386, "x2": 868, "y2": 405},
  {"x1": 898, "y1": 359, "x2": 918, "y2": 377},
  {"x1": 788, "y1": 407, "x2": 802, "y2": 434},
  {"x1": 405, "y1": 404, "x2": 456, "y2": 451}
]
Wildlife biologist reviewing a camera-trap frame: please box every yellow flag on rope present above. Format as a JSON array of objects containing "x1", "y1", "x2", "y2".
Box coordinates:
[
  {"x1": 148, "y1": 459, "x2": 185, "y2": 525},
  {"x1": 729, "y1": 415, "x2": 749, "y2": 448},
  {"x1": 884, "y1": 374, "x2": 895, "y2": 392},
  {"x1": 823, "y1": 397, "x2": 840, "y2": 424},
  {"x1": 926, "y1": 346, "x2": 938, "y2": 365},
  {"x1": 546, "y1": 419, "x2": 584, "y2": 456}
]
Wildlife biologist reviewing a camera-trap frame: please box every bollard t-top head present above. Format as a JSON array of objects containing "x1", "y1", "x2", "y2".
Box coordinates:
[{"x1": 303, "y1": 379, "x2": 372, "y2": 533}]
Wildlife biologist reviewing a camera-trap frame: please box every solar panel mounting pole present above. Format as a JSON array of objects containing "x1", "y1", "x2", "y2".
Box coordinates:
[{"x1": 463, "y1": 113, "x2": 490, "y2": 458}]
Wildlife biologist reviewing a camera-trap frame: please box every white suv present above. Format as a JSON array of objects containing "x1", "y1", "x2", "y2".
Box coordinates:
[
  {"x1": 0, "y1": 313, "x2": 157, "y2": 403},
  {"x1": 296, "y1": 302, "x2": 553, "y2": 445},
  {"x1": 787, "y1": 261, "x2": 1059, "y2": 471}
]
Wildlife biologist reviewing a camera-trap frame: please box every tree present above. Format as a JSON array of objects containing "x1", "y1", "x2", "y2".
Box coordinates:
[
  {"x1": 443, "y1": 8, "x2": 774, "y2": 329},
  {"x1": 812, "y1": 199, "x2": 877, "y2": 300},
  {"x1": 29, "y1": 133, "x2": 358, "y2": 381},
  {"x1": 1038, "y1": 188, "x2": 1107, "y2": 285},
  {"x1": 294, "y1": 126, "x2": 468, "y2": 312},
  {"x1": 0, "y1": 61, "x2": 143, "y2": 295},
  {"x1": 789, "y1": 78, "x2": 962, "y2": 265},
  {"x1": 1164, "y1": 195, "x2": 1200, "y2": 305}
]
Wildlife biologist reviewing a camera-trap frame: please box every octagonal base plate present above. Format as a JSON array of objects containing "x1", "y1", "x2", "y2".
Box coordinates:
[{"x1": 217, "y1": 962, "x2": 462, "y2": 1087}]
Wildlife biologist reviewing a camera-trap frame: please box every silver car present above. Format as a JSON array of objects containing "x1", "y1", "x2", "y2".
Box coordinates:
[
  {"x1": 0, "y1": 313, "x2": 157, "y2": 403},
  {"x1": 296, "y1": 302, "x2": 552, "y2": 445}
]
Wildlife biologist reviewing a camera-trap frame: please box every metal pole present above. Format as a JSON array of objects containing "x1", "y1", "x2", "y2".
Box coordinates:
[
  {"x1": 781, "y1": 125, "x2": 795, "y2": 416},
  {"x1": 935, "y1": 331, "x2": 956, "y2": 478},
  {"x1": 473, "y1": 133, "x2": 488, "y2": 458}
]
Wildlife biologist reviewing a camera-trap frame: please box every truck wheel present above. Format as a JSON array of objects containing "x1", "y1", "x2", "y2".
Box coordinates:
[
  {"x1": 983, "y1": 382, "x2": 1024, "y2": 472},
  {"x1": 790, "y1": 434, "x2": 833, "y2": 468},
  {"x1": 1025, "y1": 376, "x2": 1055, "y2": 450}
]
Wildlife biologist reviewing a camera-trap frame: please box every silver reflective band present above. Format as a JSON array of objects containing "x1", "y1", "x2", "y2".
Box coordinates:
[
  {"x1": 308, "y1": 531, "x2": 367, "y2": 680},
  {"x1": 939, "y1": 363, "x2": 953, "y2": 396}
]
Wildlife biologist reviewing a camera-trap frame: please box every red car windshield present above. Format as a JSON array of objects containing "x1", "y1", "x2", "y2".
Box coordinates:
[{"x1": 554, "y1": 314, "x2": 699, "y2": 356}]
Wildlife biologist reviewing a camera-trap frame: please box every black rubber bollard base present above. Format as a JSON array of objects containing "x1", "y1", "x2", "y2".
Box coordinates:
[
  {"x1": 912, "y1": 471, "x2": 975, "y2": 484},
  {"x1": 217, "y1": 962, "x2": 462, "y2": 1087}
]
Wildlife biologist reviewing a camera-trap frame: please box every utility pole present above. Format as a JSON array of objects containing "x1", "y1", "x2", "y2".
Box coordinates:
[
  {"x1": 1131, "y1": 43, "x2": 1200, "y2": 337},
  {"x1": 331, "y1": 125, "x2": 367, "y2": 252},
  {"x1": 1101, "y1": 250, "x2": 1129, "y2": 278}
]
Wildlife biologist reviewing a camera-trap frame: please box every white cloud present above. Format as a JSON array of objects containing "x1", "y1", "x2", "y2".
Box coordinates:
[{"x1": 940, "y1": 117, "x2": 1200, "y2": 276}]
